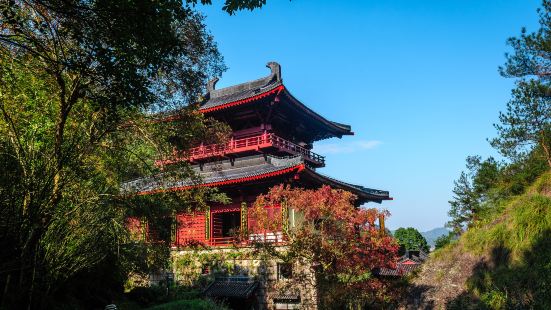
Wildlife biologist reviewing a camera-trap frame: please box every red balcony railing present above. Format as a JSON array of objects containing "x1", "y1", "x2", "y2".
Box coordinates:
[
  {"x1": 208, "y1": 236, "x2": 239, "y2": 247},
  {"x1": 207, "y1": 233, "x2": 286, "y2": 247},
  {"x1": 159, "y1": 133, "x2": 325, "y2": 167},
  {"x1": 269, "y1": 135, "x2": 325, "y2": 165}
]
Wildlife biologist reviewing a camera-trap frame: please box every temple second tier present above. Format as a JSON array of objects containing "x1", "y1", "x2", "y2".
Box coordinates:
[
  {"x1": 158, "y1": 132, "x2": 326, "y2": 167},
  {"x1": 161, "y1": 62, "x2": 352, "y2": 165},
  {"x1": 125, "y1": 154, "x2": 390, "y2": 205}
]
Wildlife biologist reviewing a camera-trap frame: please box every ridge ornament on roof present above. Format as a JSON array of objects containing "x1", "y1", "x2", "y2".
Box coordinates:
[
  {"x1": 206, "y1": 61, "x2": 281, "y2": 98},
  {"x1": 125, "y1": 61, "x2": 390, "y2": 204}
]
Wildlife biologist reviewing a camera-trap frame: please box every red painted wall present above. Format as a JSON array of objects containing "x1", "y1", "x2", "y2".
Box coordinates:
[{"x1": 175, "y1": 212, "x2": 206, "y2": 246}]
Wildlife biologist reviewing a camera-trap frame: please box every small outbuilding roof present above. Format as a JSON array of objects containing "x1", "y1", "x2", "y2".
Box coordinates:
[
  {"x1": 373, "y1": 264, "x2": 420, "y2": 277},
  {"x1": 373, "y1": 250, "x2": 429, "y2": 277},
  {"x1": 203, "y1": 278, "x2": 258, "y2": 299}
]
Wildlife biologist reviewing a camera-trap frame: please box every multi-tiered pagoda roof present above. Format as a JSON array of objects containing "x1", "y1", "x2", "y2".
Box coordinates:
[
  {"x1": 123, "y1": 62, "x2": 390, "y2": 249},
  {"x1": 124, "y1": 62, "x2": 390, "y2": 204}
]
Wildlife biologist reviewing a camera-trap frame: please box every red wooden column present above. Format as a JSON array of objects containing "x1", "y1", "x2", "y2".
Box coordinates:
[
  {"x1": 205, "y1": 206, "x2": 210, "y2": 243},
  {"x1": 240, "y1": 202, "x2": 248, "y2": 243}
]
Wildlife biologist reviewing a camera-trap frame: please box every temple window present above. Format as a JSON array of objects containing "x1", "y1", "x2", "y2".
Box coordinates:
[
  {"x1": 277, "y1": 263, "x2": 293, "y2": 280},
  {"x1": 288, "y1": 208, "x2": 304, "y2": 229},
  {"x1": 215, "y1": 211, "x2": 241, "y2": 238}
]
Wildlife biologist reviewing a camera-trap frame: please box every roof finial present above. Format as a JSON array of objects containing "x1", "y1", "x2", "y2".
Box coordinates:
[
  {"x1": 267, "y1": 62, "x2": 281, "y2": 82},
  {"x1": 207, "y1": 77, "x2": 219, "y2": 93}
]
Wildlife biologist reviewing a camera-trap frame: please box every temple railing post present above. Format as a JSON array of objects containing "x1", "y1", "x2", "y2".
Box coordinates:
[
  {"x1": 240, "y1": 202, "x2": 248, "y2": 244},
  {"x1": 205, "y1": 206, "x2": 210, "y2": 245}
]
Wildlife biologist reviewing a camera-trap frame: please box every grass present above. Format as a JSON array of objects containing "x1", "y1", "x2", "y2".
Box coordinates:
[
  {"x1": 462, "y1": 173, "x2": 551, "y2": 261},
  {"x1": 443, "y1": 172, "x2": 551, "y2": 309}
]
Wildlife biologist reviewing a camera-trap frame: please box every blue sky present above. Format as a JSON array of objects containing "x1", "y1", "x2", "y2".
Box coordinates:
[{"x1": 198, "y1": 1, "x2": 541, "y2": 231}]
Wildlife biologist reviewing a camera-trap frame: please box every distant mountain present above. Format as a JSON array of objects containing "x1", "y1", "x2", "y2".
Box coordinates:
[{"x1": 421, "y1": 227, "x2": 450, "y2": 247}]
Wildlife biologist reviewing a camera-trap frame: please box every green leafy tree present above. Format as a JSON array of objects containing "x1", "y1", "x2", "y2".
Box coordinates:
[
  {"x1": 493, "y1": 0, "x2": 551, "y2": 168},
  {"x1": 0, "y1": 0, "x2": 270, "y2": 307},
  {"x1": 497, "y1": 148, "x2": 549, "y2": 195},
  {"x1": 447, "y1": 172, "x2": 478, "y2": 234},
  {"x1": 468, "y1": 156, "x2": 500, "y2": 199},
  {"x1": 393, "y1": 227, "x2": 429, "y2": 253},
  {"x1": 446, "y1": 156, "x2": 500, "y2": 234},
  {"x1": 190, "y1": 0, "x2": 267, "y2": 14},
  {"x1": 491, "y1": 81, "x2": 551, "y2": 168},
  {"x1": 434, "y1": 232, "x2": 455, "y2": 250}
]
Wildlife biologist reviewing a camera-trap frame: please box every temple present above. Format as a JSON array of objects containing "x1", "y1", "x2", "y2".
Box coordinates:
[
  {"x1": 122, "y1": 62, "x2": 391, "y2": 309},
  {"x1": 123, "y1": 61, "x2": 390, "y2": 247}
]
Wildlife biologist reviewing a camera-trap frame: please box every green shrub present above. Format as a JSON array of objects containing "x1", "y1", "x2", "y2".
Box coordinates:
[
  {"x1": 169, "y1": 286, "x2": 201, "y2": 300},
  {"x1": 127, "y1": 286, "x2": 167, "y2": 306},
  {"x1": 480, "y1": 290, "x2": 506, "y2": 310},
  {"x1": 434, "y1": 232, "x2": 456, "y2": 250},
  {"x1": 146, "y1": 298, "x2": 228, "y2": 310}
]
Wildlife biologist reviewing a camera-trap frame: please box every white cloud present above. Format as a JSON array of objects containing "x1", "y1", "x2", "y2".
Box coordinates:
[{"x1": 314, "y1": 140, "x2": 382, "y2": 154}]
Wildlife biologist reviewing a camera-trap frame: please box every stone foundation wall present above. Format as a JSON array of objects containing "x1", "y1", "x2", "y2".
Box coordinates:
[{"x1": 171, "y1": 247, "x2": 317, "y2": 310}]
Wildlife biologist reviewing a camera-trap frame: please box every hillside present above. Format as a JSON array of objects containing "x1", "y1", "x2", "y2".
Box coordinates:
[
  {"x1": 404, "y1": 172, "x2": 551, "y2": 309},
  {"x1": 421, "y1": 227, "x2": 450, "y2": 247}
]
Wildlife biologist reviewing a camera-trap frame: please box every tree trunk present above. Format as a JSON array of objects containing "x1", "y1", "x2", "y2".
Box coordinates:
[
  {"x1": 1, "y1": 274, "x2": 11, "y2": 308},
  {"x1": 541, "y1": 140, "x2": 551, "y2": 168},
  {"x1": 51, "y1": 72, "x2": 70, "y2": 209},
  {"x1": 26, "y1": 243, "x2": 39, "y2": 310}
]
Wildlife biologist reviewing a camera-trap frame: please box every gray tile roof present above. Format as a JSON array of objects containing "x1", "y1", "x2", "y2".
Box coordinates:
[
  {"x1": 199, "y1": 62, "x2": 353, "y2": 137},
  {"x1": 373, "y1": 263, "x2": 420, "y2": 277},
  {"x1": 373, "y1": 251, "x2": 428, "y2": 277},
  {"x1": 121, "y1": 155, "x2": 303, "y2": 194},
  {"x1": 401, "y1": 250, "x2": 428, "y2": 263},
  {"x1": 203, "y1": 278, "x2": 258, "y2": 299},
  {"x1": 200, "y1": 62, "x2": 281, "y2": 111},
  {"x1": 272, "y1": 292, "x2": 300, "y2": 301},
  {"x1": 308, "y1": 171, "x2": 390, "y2": 199},
  {"x1": 121, "y1": 155, "x2": 390, "y2": 202}
]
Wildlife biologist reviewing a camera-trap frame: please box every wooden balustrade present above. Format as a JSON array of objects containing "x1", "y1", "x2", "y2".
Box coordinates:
[
  {"x1": 208, "y1": 236, "x2": 238, "y2": 247},
  {"x1": 206, "y1": 233, "x2": 286, "y2": 247},
  {"x1": 172, "y1": 133, "x2": 325, "y2": 166}
]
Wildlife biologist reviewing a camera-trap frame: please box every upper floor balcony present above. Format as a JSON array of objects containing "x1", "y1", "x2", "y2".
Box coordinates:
[{"x1": 159, "y1": 133, "x2": 325, "y2": 168}]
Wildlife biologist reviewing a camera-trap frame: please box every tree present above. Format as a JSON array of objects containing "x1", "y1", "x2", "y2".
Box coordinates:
[
  {"x1": 393, "y1": 227, "x2": 429, "y2": 253},
  {"x1": 491, "y1": 81, "x2": 551, "y2": 168},
  {"x1": 248, "y1": 185, "x2": 399, "y2": 309},
  {"x1": 468, "y1": 156, "x2": 500, "y2": 199},
  {"x1": 493, "y1": 0, "x2": 551, "y2": 168},
  {"x1": 446, "y1": 156, "x2": 500, "y2": 234},
  {"x1": 446, "y1": 171, "x2": 478, "y2": 235},
  {"x1": 434, "y1": 232, "x2": 455, "y2": 250},
  {"x1": 0, "y1": 0, "x2": 261, "y2": 307},
  {"x1": 190, "y1": 0, "x2": 267, "y2": 15}
]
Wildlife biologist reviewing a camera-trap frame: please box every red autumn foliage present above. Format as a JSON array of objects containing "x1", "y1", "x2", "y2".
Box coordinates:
[{"x1": 250, "y1": 185, "x2": 399, "y2": 306}]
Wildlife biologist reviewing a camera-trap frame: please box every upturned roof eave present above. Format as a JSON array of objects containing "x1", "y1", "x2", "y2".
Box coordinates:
[
  {"x1": 133, "y1": 163, "x2": 306, "y2": 196},
  {"x1": 300, "y1": 168, "x2": 391, "y2": 203},
  {"x1": 125, "y1": 156, "x2": 390, "y2": 204},
  {"x1": 199, "y1": 84, "x2": 354, "y2": 138},
  {"x1": 278, "y1": 87, "x2": 354, "y2": 137}
]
